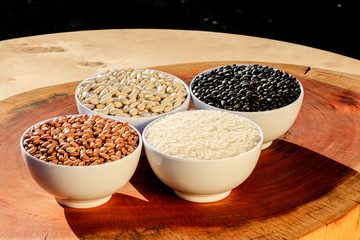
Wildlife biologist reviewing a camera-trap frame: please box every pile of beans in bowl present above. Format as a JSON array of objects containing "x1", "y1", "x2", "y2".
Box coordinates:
[
  {"x1": 191, "y1": 64, "x2": 301, "y2": 112},
  {"x1": 77, "y1": 68, "x2": 188, "y2": 117},
  {"x1": 22, "y1": 115, "x2": 139, "y2": 166}
]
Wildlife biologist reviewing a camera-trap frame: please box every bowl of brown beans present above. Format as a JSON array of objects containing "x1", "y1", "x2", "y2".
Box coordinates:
[
  {"x1": 75, "y1": 68, "x2": 190, "y2": 133},
  {"x1": 190, "y1": 64, "x2": 304, "y2": 149},
  {"x1": 20, "y1": 114, "x2": 142, "y2": 208}
]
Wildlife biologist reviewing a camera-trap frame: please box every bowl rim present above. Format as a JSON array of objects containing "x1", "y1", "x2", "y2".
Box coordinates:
[
  {"x1": 75, "y1": 68, "x2": 191, "y2": 121},
  {"x1": 142, "y1": 109, "x2": 264, "y2": 163},
  {"x1": 20, "y1": 114, "x2": 143, "y2": 168},
  {"x1": 189, "y1": 64, "x2": 304, "y2": 114}
]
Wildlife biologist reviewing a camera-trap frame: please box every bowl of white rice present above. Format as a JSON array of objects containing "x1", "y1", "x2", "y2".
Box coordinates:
[{"x1": 142, "y1": 110, "x2": 263, "y2": 203}]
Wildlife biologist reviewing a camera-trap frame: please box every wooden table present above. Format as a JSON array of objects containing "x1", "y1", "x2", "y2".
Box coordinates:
[{"x1": 1, "y1": 29, "x2": 359, "y2": 239}]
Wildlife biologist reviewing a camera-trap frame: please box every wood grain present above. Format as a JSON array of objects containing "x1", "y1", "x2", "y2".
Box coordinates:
[{"x1": 0, "y1": 61, "x2": 359, "y2": 239}]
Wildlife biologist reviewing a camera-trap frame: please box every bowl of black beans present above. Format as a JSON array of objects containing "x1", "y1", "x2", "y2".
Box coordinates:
[{"x1": 190, "y1": 64, "x2": 304, "y2": 149}]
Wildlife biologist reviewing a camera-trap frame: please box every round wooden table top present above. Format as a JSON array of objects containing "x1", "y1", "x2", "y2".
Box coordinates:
[{"x1": 1, "y1": 29, "x2": 360, "y2": 239}]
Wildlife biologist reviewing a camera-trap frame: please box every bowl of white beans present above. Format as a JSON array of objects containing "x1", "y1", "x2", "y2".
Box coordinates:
[{"x1": 75, "y1": 68, "x2": 191, "y2": 133}]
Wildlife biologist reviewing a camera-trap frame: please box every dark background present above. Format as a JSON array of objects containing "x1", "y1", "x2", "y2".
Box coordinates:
[{"x1": 1, "y1": 0, "x2": 359, "y2": 60}]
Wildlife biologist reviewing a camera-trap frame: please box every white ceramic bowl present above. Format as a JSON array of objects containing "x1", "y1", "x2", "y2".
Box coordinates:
[
  {"x1": 75, "y1": 69, "x2": 191, "y2": 133},
  {"x1": 142, "y1": 110, "x2": 263, "y2": 203},
  {"x1": 190, "y1": 65, "x2": 304, "y2": 149},
  {"x1": 20, "y1": 115, "x2": 142, "y2": 208}
]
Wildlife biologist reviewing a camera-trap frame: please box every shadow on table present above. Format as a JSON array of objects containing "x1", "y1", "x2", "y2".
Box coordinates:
[{"x1": 63, "y1": 140, "x2": 358, "y2": 239}]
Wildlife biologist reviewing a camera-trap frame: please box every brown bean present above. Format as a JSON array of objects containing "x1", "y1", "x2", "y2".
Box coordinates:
[
  {"x1": 66, "y1": 147, "x2": 77, "y2": 153},
  {"x1": 89, "y1": 141, "x2": 96, "y2": 149},
  {"x1": 82, "y1": 133, "x2": 92, "y2": 139},
  {"x1": 73, "y1": 159, "x2": 81, "y2": 166},
  {"x1": 99, "y1": 153, "x2": 110, "y2": 160},
  {"x1": 115, "y1": 137, "x2": 124, "y2": 144},
  {"x1": 51, "y1": 160, "x2": 59, "y2": 164},
  {"x1": 86, "y1": 149, "x2": 93, "y2": 157},
  {"x1": 27, "y1": 147, "x2": 37, "y2": 154},
  {"x1": 46, "y1": 143, "x2": 56, "y2": 150},
  {"x1": 34, "y1": 153, "x2": 42, "y2": 159},
  {"x1": 128, "y1": 139, "x2": 137, "y2": 146},
  {"x1": 104, "y1": 142, "x2": 115, "y2": 148},
  {"x1": 69, "y1": 151, "x2": 80, "y2": 157},
  {"x1": 107, "y1": 148, "x2": 115, "y2": 155},
  {"x1": 32, "y1": 139, "x2": 43, "y2": 145},
  {"x1": 93, "y1": 148, "x2": 100, "y2": 156},
  {"x1": 58, "y1": 149, "x2": 65, "y2": 154},
  {"x1": 80, "y1": 154, "x2": 90, "y2": 161},
  {"x1": 97, "y1": 158, "x2": 105, "y2": 164},
  {"x1": 100, "y1": 147, "x2": 107, "y2": 154},
  {"x1": 47, "y1": 155, "x2": 56, "y2": 161},
  {"x1": 110, "y1": 155, "x2": 120, "y2": 161},
  {"x1": 115, "y1": 151, "x2": 122, "y2": 158},
  {"x1": 64, "y1": 160, "x2": 73, "y2": 165},
  {"x1": 30, "y1": 136, "x2": 41, "y2": 141},
  {"x1": 58, "y1": 133, "x2": 66, "y2": 140}
]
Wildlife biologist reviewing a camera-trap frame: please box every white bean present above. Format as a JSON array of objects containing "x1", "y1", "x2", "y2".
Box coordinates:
[
  {"x1": 99, "y1": 87, "x2": 110, "y2": 99},
  {"x1": 143, "y1": 100, "x2": 158, "y2": 107},
  {"x1": 164, "y1": 106, "x2": 173, "y2": 112},
  {"x1": 104, "y1": 103, "x2": 114, "y2": 110},
  {"x1": 114, "y1": 101, "x2": 123, "y2": 108},
  {"x1": 166, "y1": 86, "x2": 174, "y2": 94},
  {"x1": 150, "y1": 105, "x2": 165, "y2": 113},
  {"x1": 161, "y1": 101, "x2": 172, "y2": 107},
  {"x1": 95, "y1": 104, "x2": 105, "y2": 109},
  {"x1": 110, "y1": 108, "x2": 123, "y2": 115},
  {"x1": 119, "y1": 96, "x2": 130, "y2": 105},
  {"x1": 90, "y1": 98, "x2": 100, "y2": 105},
  {"x1": 121, "y1": 86, "x2": 132, "y2": 94},
  {"x1": 116, "y1": 113, "x2": 131, "y2": 118},
  {"x1": 143, "y1": 83, "x2": 155, "y2": 89},
  {"x1": 130, "y1": 101, "x2": 140, "y2": 109},
  {"x1": 128, "y1": 89, "x2": 139, "y2": 99},
  {"x1": 129, "y1": 108, "x2": 139, "y2": 116},
  {"x1": 116, "y1": 92, "x2": 128, "y2": 98},
  {"x1": 84, "y1": 84, "x2": 92, "y2": 92},
  {"x1": 162, "y1": 95, "x2": 174, "y2": 102},
  {"x1": 93, "y1": 85, "x2": 106, "y2": 94},
  {"x1": 137, "y1": 102, "x2": 146, "y2": 111},
  {"x1": 157, "y1": 85, "x2": 166, "y2": 93},
  {"x1": 81, "y1": 91, "x2": 89, "y2": 99},
  {"x1": 100, "y1": 93, "x2": 112, "y2": 100},
  {"x1": 173, "y1": 99, "x2": 183, "y2": 108},
  {"x1": 84, "y1": 104, "x2": 95, "y2": 110},
  {"x1": 138, "y1": 111, "x2": 151, "y2": 117},
  {"x1": 155, "y1": 92, "x2": 167, "y2": 98},
  {"x1": 145, "y1": 95, "x2": 156, "y2": 101},
  {"x1": 122, "y1": 106, "x2": 131, "y2": 113},
  {"x1": 99, "y1": 96, "x2": 113, "y2": 104},
  {"x1": 94, "y1": 108, "x2": 109, "y2": 115}
]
